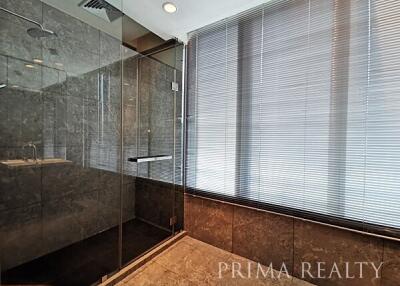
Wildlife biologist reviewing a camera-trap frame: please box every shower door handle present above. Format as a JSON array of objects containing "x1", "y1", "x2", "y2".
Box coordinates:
[{"x1": 128, "y1": 155, "x2": 172, "y2": 163}]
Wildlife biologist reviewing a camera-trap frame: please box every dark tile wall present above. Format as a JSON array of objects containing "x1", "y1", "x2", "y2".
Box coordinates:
[
  {"x1": 0, "y1": 0, "x2": 134, "y2": 271},
  {"x1": 135, "y1": 177, "x2": 184, "y2": 232},
  {"x1": 184, "y1": 194, "x2": 400, "y2": 286},
  {"x1": 0, "y1": 0, "x2": 182, "y2": 272}
]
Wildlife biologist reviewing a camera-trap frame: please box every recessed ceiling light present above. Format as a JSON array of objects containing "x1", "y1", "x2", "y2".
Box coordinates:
[
  {"x1": 33, "y1": 58, "x2": 43, "y2": 64},
  {"x1": 25, "y1": 64, "x2": 35, "y2": 69},
  {"x1": 163, "y1": 2, "x2": 177, "y2": 13},
  {"x1": 55, "y1": 62, "x2": 63, "y2": 67},
  {"x1": 0, "y1": 83, "x2": 6, "y2": 89}
]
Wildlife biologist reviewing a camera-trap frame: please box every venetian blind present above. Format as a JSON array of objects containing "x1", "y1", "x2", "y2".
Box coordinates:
[{"x1": 186, "y1": 0, "x2": 400, "y2": 230}]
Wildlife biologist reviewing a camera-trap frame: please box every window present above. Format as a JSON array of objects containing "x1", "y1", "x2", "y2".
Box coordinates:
[{"x1": 186, "y1": 0, "x2": 400, "y2": 233}]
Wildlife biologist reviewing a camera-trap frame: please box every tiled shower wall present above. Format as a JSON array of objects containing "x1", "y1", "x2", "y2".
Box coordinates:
[
  {"x1": 185, "y1": 194, "x2": 400, "y2": 286},
  {"x1": 0, "y1": 0, "x2": 183, "y2": 271},
  {"x1": 0, "y1": 0, "x2": 133, "y2": 270}
]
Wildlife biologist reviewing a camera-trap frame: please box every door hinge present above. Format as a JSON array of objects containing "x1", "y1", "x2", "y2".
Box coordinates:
[
  {"x1": 170, "y1": 216, "x2": 177, "y2": 226},
  {"x1": 171, "y1": 82, "x2": 179, "y2": 92}
]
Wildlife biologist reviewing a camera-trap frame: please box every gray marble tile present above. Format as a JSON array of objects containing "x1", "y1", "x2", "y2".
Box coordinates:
[
  {"x1": 0, "y1": 87, "x2": 43, "y2": 148},
  {"x1": 42, "y1": 163, "x2": 81, "y2": 201},
  {"x1": 97, "y1": 170, "x2": 121, "y2": 231},
  {"x1": 42, "y1": 4, "x2": 100, "y2": 54},
  {"x1": 42, "y1": 196, "x2": 78, "y2": 253},
  {"x1": 42, "y1": 36, "x2": 100, "y2": 77},
  {"x1": 135, "y1": 177, "x2": 175, "y2": 229},
  {"x1": 1, "y1": 0, "x2": 43, "y2": 23},
  {"x1": 100, "y1": 62, "x2": 122, "y2": 105},
  {"x1": 0, "y1": 166, "x2": 42, "y2": 211},
  {"x1": 0, "y1": 7, "x2": 42, "y2": 62},
  {"x1": 74, "y1": 190, "x2": 100, "y2": 240},
  {"x1": 43, "y1": 93, "x2": 67, "y2": 148},
  {"x1": 123, "y1": 182, "x2": 135, "y2": 222},
  {"x1": 7, "y1": 57, "x2": 42, "y2": 91},
  {"x1": 0, "y1": 54, "x2": 6, "y2": 85},
  {"x1": 66, "y1": 95, "x2": 84, "y2": 147},
  {"x1": 100, "y1": 31, "x2": 121, "y2": 68},
  {"x1": 0, "y1": 203, "x2": 43, "y2": 270}
]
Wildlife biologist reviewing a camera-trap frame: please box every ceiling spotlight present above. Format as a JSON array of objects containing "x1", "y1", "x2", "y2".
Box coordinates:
[
  {"x1": 25, "y1": 64, "x2": 35, "y2": 69},
  {"x1": 33, "y1": 58, "x2": 43, "y2": 64},
  {"x1": 0, "y1": 83, "x2": 6, "y2": 89},
  {"x1": 163, "y1": 2, "x2": 177, "y2": 13}
]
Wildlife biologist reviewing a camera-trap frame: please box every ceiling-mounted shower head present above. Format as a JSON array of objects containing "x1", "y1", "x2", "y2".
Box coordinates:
[{"x1": 79, "y1": 0, "x2": 123, "y2": 22}]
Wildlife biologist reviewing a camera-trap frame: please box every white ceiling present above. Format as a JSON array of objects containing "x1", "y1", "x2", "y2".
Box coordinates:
[{"x1": 122, "y1": 0, "x2": 269, "y2": 42}]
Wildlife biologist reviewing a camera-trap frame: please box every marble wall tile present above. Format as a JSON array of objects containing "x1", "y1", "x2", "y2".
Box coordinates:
[
  {"x1": 293, "y1": 220, "x2": 383, "y2": 286},
  {"x1": 97, "y1": 170, "x2": 121, "y2": 230},
  {"x1": 0, "y1": 55, "x2": 6, "y2": 84},
  {"x1": 135, "y1": 177, "x2": 181, "y2": 230},
  {"x1": 100, "y1": 62, "x2": 122, "y2": 105},
  {"x1": 185, "y1": 194, "x2": 233, "y2": 252},
  {"x1": 1, "y1": 0, "x2": 43, "y2": 23},
  {"x1": 0, "y1": 203, "x2": 43, "y2": 270},
  {"x1": 42, "y1": 37, "x2": 100, "y2": 77},
  {"x1": 123, "y1": 183, "x2": 136, "y2": 222},
  {"x1": 100, "y1": 31, "x2": 121, "y2": 68},
  {"x1": 0, "y1": 166, "x2": 42, "y2": 211},
  {"x1": 0, "y1": 8, "x2": 42, "y2": 63},
  {"x1": 42, "y1": 163, "x2": 81, "y2": 201},
  {"x1": 64, "y1": 71, "x2": 99, "y2": 101},
  {"x1": 42, "y1": 93, "x2": 67, "y2": 149},
  {"x1": 42, "y1": 4, "x2": 100, "y2": 54},
  {"x1": 66, "y1": 95, "x2": 84, "y2": 147},
  {"x1": 0, "y1": 87, "x2": 43, "y2": 148},
  {"x1": 382, "y1": 240, "x2": 400, "y2": 286},
  {"x1": 42, "y1": 194, "x2": 83, "y2": 254},
  {"x1": 7, "y1": 57, "x2": 42, "y2": 91},
  {"x1": 232, "y1": 206, "x2": 294, "y2": 274}
]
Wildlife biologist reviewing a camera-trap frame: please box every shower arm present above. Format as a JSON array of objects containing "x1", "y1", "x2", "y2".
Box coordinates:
[{"x1": 0, "y1": 7, "x2": 49, "y2": 32}]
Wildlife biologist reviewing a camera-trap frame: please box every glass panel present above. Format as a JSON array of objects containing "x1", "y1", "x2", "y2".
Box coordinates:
[
  {"x1": 0, "y1": 0, "x2": 123, "y2": 284},
  {"x1": 121, "y1": 43, "x2": 183, "y2": 265}
]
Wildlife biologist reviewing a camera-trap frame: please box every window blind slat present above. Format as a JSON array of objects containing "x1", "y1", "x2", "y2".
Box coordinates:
[{"x1": 186, "y1": 0, "x2": 400, "y2": 234}]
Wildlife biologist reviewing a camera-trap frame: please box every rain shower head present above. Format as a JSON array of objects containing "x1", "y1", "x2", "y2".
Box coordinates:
[
  {"x1": 0, "y1": 7, "x2": 57, "y2": 39},
  {"x1": 27, "y1": 27, "x2": 57, "y2": 39}
]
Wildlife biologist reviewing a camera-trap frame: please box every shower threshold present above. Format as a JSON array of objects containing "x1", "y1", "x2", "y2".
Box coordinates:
[{"x1": 1, "y1": 219, "x2": 171, "y2": 286}]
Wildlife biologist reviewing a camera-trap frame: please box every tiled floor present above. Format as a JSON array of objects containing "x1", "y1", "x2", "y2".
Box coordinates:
[{"x1": 117, "y1": 236, "x2": 315, "y2": 286}]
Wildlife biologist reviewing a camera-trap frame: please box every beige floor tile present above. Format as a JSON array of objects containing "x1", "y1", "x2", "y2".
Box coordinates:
[{"x1": 117, "y1": 236, "x2": 314, "y2": 286}]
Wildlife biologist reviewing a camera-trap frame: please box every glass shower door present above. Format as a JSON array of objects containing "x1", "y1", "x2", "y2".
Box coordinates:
[{"x1": 121, "y1": 46, "x2": 183, "y2": 266}]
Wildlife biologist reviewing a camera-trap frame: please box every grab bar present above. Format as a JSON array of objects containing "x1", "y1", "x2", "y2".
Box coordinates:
[{"x1": 128, "y1": 155, "x2": 172, "y2": 163}]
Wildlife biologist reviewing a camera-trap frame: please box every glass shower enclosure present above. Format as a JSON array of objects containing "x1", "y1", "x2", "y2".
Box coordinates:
[{"x1": 0, "y1": 1, "x2": 183, "y2": 285}]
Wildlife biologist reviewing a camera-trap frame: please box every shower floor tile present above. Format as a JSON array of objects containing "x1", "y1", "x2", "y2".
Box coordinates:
[
  {"x1": 117, "y1": 236, "x2": 315, "y2": 286},
  {"x1": 1, "y1": 219, "x2": 171, "y2": 286}
]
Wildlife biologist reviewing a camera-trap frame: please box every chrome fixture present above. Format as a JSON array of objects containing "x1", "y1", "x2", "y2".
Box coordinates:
[
  {"x1": 79, "y1": 0, "x2": 123, "y2": 22},
  {"x1": 128, "y1": 155, "x2": 172, "y2": 163},
  {"x1": 0, "y1": 7, "x2": 57, "y2": 38},
  {"x1": 22, "y1": 143, "x2": 38, "y2": 162}
]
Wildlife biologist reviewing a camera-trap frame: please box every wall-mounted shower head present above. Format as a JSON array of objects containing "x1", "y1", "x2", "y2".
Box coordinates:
[
  {"x1": 0, "y1": 7, "x2": 57, "y2": 39},
  {"x1": 27, "y1": 27, "x2": 57, "y2": 39}
]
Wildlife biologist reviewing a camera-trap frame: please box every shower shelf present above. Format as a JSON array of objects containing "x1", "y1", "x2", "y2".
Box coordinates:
[{"x1": 128, "y1": 155, "x2": 172, "y2": 163}]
